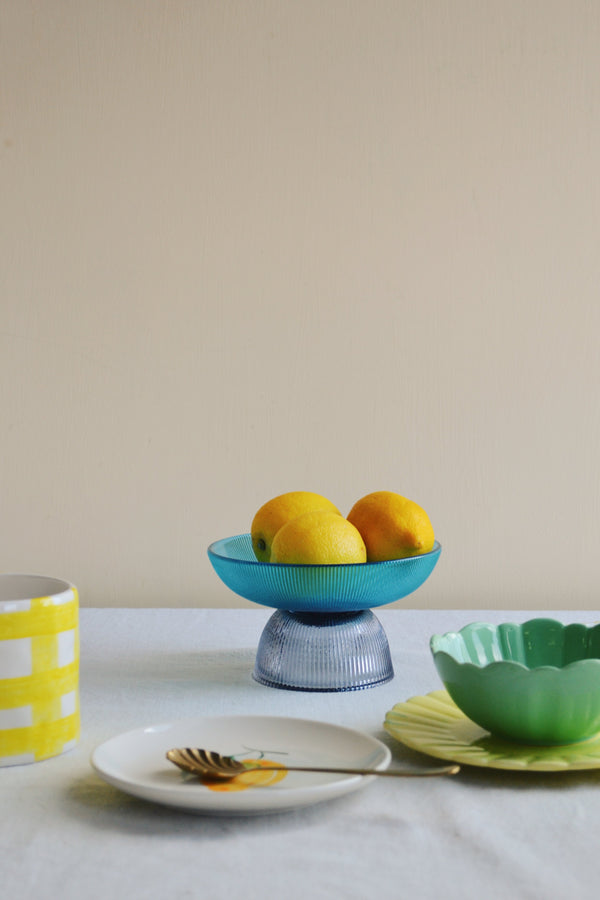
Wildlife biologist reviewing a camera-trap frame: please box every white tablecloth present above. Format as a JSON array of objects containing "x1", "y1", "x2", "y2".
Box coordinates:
[{"x1": 2, "y1": 608, "x2": 599, "y2": 900}]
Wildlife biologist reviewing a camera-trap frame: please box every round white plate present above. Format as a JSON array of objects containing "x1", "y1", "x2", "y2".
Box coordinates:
[{"x1": 91, "y1": 715, "x2": 391, "y2": 815}]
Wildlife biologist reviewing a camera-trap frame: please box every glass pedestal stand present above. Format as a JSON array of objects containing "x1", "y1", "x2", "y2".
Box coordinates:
[
  {"x1": 207, "y1": 534, "x2": 441, "y2": 694},
  {"x1": 253, "y1": 609, "x2": 394, "y2": 692}
]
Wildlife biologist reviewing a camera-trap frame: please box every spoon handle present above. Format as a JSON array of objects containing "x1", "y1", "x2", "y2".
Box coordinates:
[{"x1": 243, "y1": 764, "x2": 459, "y2": 777}]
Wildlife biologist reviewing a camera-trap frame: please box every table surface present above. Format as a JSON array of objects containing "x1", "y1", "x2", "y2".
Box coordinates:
[{"x1": 2, "y1": 607, "x2": 599, "y2": 900}]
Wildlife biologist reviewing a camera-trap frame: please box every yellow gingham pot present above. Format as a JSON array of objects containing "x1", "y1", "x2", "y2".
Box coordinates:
[{"x1": 0, "y1": 575, "x2": 79, "y2": 766}]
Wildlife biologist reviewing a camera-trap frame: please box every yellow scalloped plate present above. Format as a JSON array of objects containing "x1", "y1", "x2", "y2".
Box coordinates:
[{"x1": 384, "y1": 690, "x2": 600, "y2": 772}]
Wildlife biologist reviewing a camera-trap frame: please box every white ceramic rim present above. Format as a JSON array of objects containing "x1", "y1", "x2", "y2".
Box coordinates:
[{"x1": 0, "y1": 574, "x2": 76, "y2": 612}]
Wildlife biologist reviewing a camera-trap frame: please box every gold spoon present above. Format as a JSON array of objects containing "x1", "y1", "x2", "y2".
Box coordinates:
[{"x1": 166, "y1": 747, "x2": 460, "y2": 780}]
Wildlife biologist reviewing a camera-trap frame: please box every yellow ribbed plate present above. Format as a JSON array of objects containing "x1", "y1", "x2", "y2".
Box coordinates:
[{"x1": 384, "y1": 690, "x2": 600, "y2": 772}]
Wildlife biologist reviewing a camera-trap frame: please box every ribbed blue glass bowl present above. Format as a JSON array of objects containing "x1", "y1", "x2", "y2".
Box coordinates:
[{"x1": 207, "y1": 534, "x2": 441, "y2": 613}]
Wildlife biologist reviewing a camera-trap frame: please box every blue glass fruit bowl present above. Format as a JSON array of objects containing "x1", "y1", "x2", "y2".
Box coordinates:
[
  {"x1": 208, "y1": 534, "x2": 441, "y2": 692},
  {"x1": 208, "y1": 534, "x2": 441, "y2": 613}
]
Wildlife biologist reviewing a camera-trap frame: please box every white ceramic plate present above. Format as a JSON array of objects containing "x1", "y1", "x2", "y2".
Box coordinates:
[{"x1": 91, "y1": 715, "x2": 391, "y2": 815}]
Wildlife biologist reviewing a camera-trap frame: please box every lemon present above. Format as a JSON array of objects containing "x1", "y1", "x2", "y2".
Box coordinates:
[
  {"x1": 270, "y1": 511, "x2": 367, "y2": 565},
  {"x1": 347, "y1": 491, "x2": 434, "y2": 562},
  {"x1": 251, "y1": 491, "x2": 341, "y2": 562}
]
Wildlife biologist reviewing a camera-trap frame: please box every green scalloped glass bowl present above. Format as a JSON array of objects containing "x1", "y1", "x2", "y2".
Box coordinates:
[{"x1": 430, "y1": 619, "x2": 600, "y2": 745}]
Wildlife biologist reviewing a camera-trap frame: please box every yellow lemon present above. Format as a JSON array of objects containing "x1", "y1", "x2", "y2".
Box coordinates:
[
  {"x1": 270, "y1": 511, "x2": 367, "y2": 565},
  {"x1": 251, "y1": 491, "x2": 341, "y2": 562},
  {"x1": 347, "y1": 491, "x2": 434, "y2": 562}
]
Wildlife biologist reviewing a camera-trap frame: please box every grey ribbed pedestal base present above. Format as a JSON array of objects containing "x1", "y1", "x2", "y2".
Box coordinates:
[{"x1": 253, "y1": 609, "x2": 394, "y2": 692}]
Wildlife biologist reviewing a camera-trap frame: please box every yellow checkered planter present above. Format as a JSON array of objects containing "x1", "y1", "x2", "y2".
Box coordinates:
[{"x1": 0, "y1": 575, "x2": 79, "y2": 766}]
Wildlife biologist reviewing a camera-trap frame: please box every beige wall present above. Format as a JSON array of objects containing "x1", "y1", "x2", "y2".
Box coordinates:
[{"x1": 2, "y1": 1, "x2": 599, "y2": 609}]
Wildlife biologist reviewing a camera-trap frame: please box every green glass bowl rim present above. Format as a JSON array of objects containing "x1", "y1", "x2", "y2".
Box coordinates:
[{"x1": 430, "y1": 617, "x2": 600, "y2": 674}]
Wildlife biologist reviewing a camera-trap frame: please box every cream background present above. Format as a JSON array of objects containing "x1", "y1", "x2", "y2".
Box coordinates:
[{"x1": 1, "y1": 1, "x2": 599, "y2": 609}]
